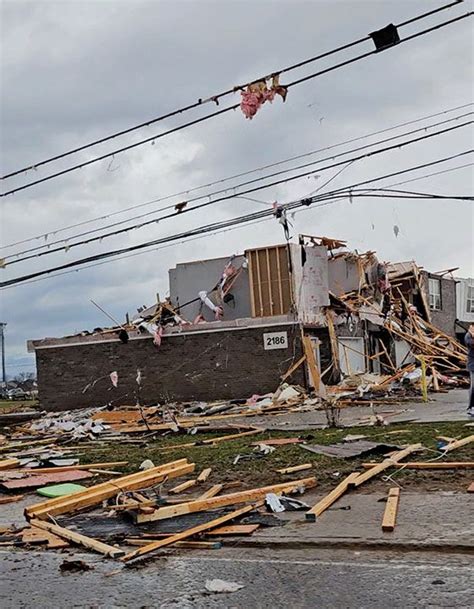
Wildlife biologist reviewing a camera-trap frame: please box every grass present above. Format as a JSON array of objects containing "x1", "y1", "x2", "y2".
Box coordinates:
[
  {"x1": 71, "y1": 420, "x2": 474, "y2": 492},
  {"x1": 0, "y1": 400, "x2": 38, "y2": 412}
]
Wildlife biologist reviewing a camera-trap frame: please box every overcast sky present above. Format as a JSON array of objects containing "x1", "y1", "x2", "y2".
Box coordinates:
[{"x1": 1, "y1": 0, "x2": 473, "y2": 377}]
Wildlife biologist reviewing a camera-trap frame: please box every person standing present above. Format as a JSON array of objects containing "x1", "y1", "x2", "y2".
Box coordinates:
[{"x1": 465, "y1": 324, "x2": 474, "y2": 416}]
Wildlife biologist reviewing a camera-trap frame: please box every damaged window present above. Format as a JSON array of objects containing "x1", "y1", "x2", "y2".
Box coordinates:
[
  {"x1": 467, "y1": 285, "x2": 474, "y2": 314},
  {"x1": 428, "y1": 278, "x2": 441, "y2": 311}
]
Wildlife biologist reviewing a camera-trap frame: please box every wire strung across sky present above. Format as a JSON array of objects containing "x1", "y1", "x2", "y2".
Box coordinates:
[
  {"x1": 2, "y1": 100, "x2": 471, "y2": 252},
  {"x1": 4, "y1": 109, "x2": 472, "y2": 262},
  {"x1": 2, "y1": 119, "x2": 472, "y2": 268},
  {"x1": 1, "y1": 151, "x2": 472, "y2": 289},
  {"x1": 1, "y1": 0, "x2": 464, "y2": 183},
  {"x1": 1, "y1": 7, "x2": 472, "y2": 197},
  {"x1": 2, "y1": 161, "x2": 472, "y2": 292}
]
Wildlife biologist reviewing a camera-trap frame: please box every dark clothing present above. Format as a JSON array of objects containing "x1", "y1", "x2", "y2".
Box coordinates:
[
  {"x1": 465, "y1": 332, "x2": 474, "y2": 372},
  {"x1": 470, "y1": 371, "x2": 474, "y2": 411},
  {"x1": 466, "y1": 333, "x2": 474, "y2": 412}
]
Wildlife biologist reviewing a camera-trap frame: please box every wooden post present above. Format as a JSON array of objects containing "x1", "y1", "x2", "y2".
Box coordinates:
[{"x1": 382, "y1": 487, "x2": 400, "y2": 532}]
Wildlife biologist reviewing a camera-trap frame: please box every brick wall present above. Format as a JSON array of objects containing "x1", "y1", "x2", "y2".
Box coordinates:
[
  {"x1": 36, "y1": 324, "x2": 309, "y2": 411},
  {"x1": 422, "y1": 272, "x2": 457, "y2": 337}
]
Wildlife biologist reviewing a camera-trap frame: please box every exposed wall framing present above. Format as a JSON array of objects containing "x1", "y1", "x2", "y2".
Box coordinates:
[{"x1": 247, "y1": 246, "x2": 293, "y2": 317}]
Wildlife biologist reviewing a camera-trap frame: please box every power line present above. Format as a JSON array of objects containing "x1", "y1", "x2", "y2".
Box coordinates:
[
  {"x1": 3, "y1": 120, "x2": 471, "y2": 267},
  {"x1": 1, "y1": 0, "x2": 464, "y2": 182},
  {"x1": 2, "y1": 160, "x2": 471, "y2": 291},
  {"x1": 6, "y1": 110, "x2": 471, "y2": 262},
  {"x1": 3, "y1": 101, "x2": 471, "y2": 252},
  {"x1": 2, "y1": 151, "x2": 472, "y2": 288},
  {"x1": 2, "y1": 9, "x2": 472, "y2": 197}
]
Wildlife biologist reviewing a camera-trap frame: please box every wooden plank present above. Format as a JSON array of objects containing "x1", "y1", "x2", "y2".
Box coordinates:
[
  {"x1": 206, "y1": 524, "x2": 260, "y2": 536},
  {"x1": 157, "y1": 429, "x2": 261, "y2": 451},
  {"x1": 123, "y1": 501, "x2": 263, "y2": 562},
  {"x1": 305, "y1": 472, "x2": 360, "y2": 521},
  {"x1": 1, "y1": 469, "x2": 93, "y2": 490},
  {"x1": 279, "y1": 245, "x2": 292, "y2": 313},
  {"x1": 349, "y1": 444, "x2": 422, "y2": 488},
  {"x1": 126, "y1": 539, "x2": 222, "y2": 549},
  {"x1": 247, "y1": 250, "x2": 257, "y2": 317},
  {"x1": 26, "y1": 460, "x2": 193, "y2": 520},
  {"x1": 362, "y1": 461, "x2": 474, "y2": 470},
  {"x1": 30, "y1": 519, "x2": 125, "y2": 557},
  {"x1": 19, "y1": 461, "x2": 128, "y2": 474},
  {"x1": 255, "y1": 249, "x2": 265, "y2": 316},
  {"x1": 197, "y1": 468, "x2": 212, "y2": 483},
  {"x1": 275, "y1": 244, "x2": 285, "y2": 313},
  {"x1": 266, "y1": 248, "x2": 274, "y2": 316},
  {"x1": 169, "y1": 479, "x2": 197, "y2": 494},
  {"x1": 444, "y1": 435, "x2": 474, "y2": 453},
  {"x1": 276, "y1": 463, "x2": 312, "y2": 474},
  {"x1": 0, "y1": 459, "x2": 20, "y2": 471},
  {"x1": 22, "y1": 526, "x2": 69, "y2": 549},
  {"x1": 0, "y1": 494, "x2": 24, "y2": 505},
  {"x1": 197, "y1": 484, "x2": 223, "y2": 499},
  {"x1": 280, "y1": 355, "x2": 306, "y2": 382},
  {"x1": 136, "y1": 477, "x2": 317, "y2": 523},
  {"x1": 302, "y1": 335, "x2": 321, "y2": 394},
  {"x1": 382, "y1": 487, "x2": 400, "y2": 532}
]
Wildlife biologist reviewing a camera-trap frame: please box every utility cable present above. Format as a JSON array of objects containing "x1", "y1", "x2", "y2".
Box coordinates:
[
  {"x1": 1, "y1": 0, "x2": 464, "y2": 182},
  {"x1": 5, "y1": 110, "x2": 471, "y2": 261},
  {"x1": 3, "y1": 100, "x2": 470, "y2": 251},
  {"x1": 2, "y1": 160, "x2": 471, "y2": 290},
  {"x1": 2, "y1": 8, "x2": 471, "y2": 197},
  {"x1": 3, "y1": 120, "x2": 471, "y2": 267},
  {"x1": 1, "y1": 151, "x2": 472, "y2": 287}
]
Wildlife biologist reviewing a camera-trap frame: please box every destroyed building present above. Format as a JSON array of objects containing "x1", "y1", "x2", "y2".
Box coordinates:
[
  {"x1": 455, "y1": 276, "x2": 474, "y2": 341},
  {"x1": 28, "y1": 237, "x2": 467, "y2": 411}
]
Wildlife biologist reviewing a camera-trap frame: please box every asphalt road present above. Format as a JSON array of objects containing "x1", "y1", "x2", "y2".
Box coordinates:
[{"x1": 1, "y1": 547, "x2": 472, "y2": 608}]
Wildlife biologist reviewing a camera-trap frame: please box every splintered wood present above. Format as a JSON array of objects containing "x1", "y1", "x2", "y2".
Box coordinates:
[
  {"x1": 30, "y1": 519, "x2": 124, "y2": 557},
  {"x1": 135, "y1": 477, "x2": 317, "y2": 523},
  {"x1": 349, "y1": 444, "x2": 422, "y2": 487},
  {"x1": 122, "y1": 501, "x2": 263, "y2": 562},
  {"x1": 381, "y1": 487, "x2": 400, "y2": 532},
  {"x1": 26, "y1": 459, "x2": 194, "y2": 520},
  {"x1": 306, "y1": 472, "x2": 359, "y2": 521}
]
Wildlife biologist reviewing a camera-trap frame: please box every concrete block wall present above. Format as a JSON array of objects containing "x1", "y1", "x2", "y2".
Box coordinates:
[{"x1": 35, "y1": 323, "x2": 309, "y2": 411}]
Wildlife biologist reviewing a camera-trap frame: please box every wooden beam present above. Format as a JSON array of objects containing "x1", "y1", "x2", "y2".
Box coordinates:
[
  {"x1": 197, "y1": 468, "x2": 212, "y2": 483},
  {"x1": 157, "y1": 429, "x2": 262, "y2": 451},
  {"x1": 443, "y1": 435, "x2": 474, "y2": 453},
  {"x1": 349, "y1": 444, "x2": 422, "y2": 488},
  {"x1": 169, "y1": 479, "x2": 197, "y2": 494},
  {"x1": 123, "y1": 501, "x2": 263, "y2": 562},
  {"x1": 22, "y1": 526, "x2": 69, "y2": 549},
  {"x1": 30, "y1": 519, "x2": 124, "y2": 557},
  {"x1": 125, "y1": 539, "x2": 222, "y2": 549},
  {"x1": 362, "y1": 461, "x2": 474, "y2": 470},
  {"x1": 0, "y1": 494, "x2": 24, "y2": 505},
  {"x1": 276, "y1": 463, "x2": 312, "y2": 474},
  {"x1": 302, "y1": 335, "x2": 321, "y2": 394},
  {"x1": 25, "y1": 459, "x2": 193, "y2": 520},
  {"x1": 305, "y1": 472, "x2": 360, "y2": 521},
  {"x1": 18, "y1": 461, "x2": 128, "y2": 474},
  {"x1": 135, "y1": 477, "x2": 317, "y2": 523},
  {"x1": 197, "y1": 484, "x2": 223, "y2": 499},
  {"x1": 0, "y1": 459, "x2": 20, "y2": 470},
  {"x1": 280, "y1": 355, "x2": 306, "y2": 382},
  {"x1": 206, "y1": 524, "x2": 259, "y2": 536},
  {"x1": 381, "y1": 487, "x2": 400, "y2": 532}
]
